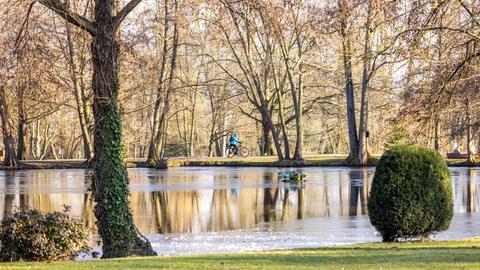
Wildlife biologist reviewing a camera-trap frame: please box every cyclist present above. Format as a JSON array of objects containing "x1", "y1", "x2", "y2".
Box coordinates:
[{"x1": 228, "y1": 133, "x2": 242, "y2": 154}]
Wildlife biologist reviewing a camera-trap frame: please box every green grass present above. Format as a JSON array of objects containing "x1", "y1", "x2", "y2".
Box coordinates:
[
  {"x1": 4, "y1": 239, "x2": 480, "y2": 269},
  {"x1": 446, "y1": 159, "x2": 480, "y2": 166}
]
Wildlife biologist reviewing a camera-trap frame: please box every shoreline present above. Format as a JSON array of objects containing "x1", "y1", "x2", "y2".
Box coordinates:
[{"x1": 0, "y1": 155, "x2": 476, "y2": 170}]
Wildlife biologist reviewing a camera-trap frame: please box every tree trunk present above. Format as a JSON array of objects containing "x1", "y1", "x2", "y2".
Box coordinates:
[
  {"x1": 188, "y1": 87, "x2": 197, "y2": 157},
  {"x1": 208, "y1": 123, "x2": 216, "y2": 157},
  {"x1": 66, "y1": 23, "x2": 93, "y2": 161},
  {"x1": 466, "y1": 97, "x2": 475, "y2": 164},
  {"x1": 272, "y1": 77, "x2": 290, "y2": 159},
  {"x1": 279, "y1": 33, "x2": 303, "y2": 161},
  {"x1": 215, "y1": 137, "x2": 222, "y2": 157},
  {"x1": 147, "y1": 0, "x2": 170, "y2": 162},
  {"x1": 90, "y1": 1, "x2": 155, "y2": 258},
  {"x1": 17, "y1": 108, "x2": 27, "y2": 161},
  {"x1": 207, "y1": 120, "x2": 217, "y2": 157},
  {"x1": 277, "y1": 97, "x2": 290, "y2": 159},
  {"x1": 261, "y1": 115, "x2": 279, "y2": 158},
  {"x1": 340, "y1": 24, "x2": 358, "y2": 163},
  {"x1": 147, "y1": 0, "x2": 178, "y2": 162},
  {"x1": 355, "y1": 0, "x2": 373, "y2": 166},
  {"x1": 293, "y1": 74, "x2": 303, "y2": 161},
  {"x1": 293, "y1": 40, "x2": 304, "y2": 161},
  {"x1": 0, "y1": 85, "x2": 18, "y2": 168},
  {"x1": 434, "y1": 116, "x2": 440, "y2": 151},
  {"x1": 29, "y1": 120, "x2": 38, "y2": 160}
]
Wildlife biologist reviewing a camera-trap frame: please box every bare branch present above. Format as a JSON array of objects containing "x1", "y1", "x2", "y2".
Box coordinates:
[
  {"x1": 457, "y1": 0, "x2": 480, "y2": 28},
  {"x1": 113, "y1": 0, "x2": 144, "y2": 31},
  {"x1": 38, "y1": 0, "x2": 96, "y2": 35},
  {"x1": 15, "y1": 1, "x2": 36, "y2": 50}
]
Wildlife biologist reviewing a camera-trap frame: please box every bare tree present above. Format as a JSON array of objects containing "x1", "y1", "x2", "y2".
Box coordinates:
[{"x1": 35, "y1": 0, "x2": 156, "y2": 258}]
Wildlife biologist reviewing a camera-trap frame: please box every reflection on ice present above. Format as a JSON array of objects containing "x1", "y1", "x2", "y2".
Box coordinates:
[
  {"x1": 150, "y1": 213, "x2": 480, "y2": 255},
  {"x1": 0, "y1": 166, "x2": 480, "y2": 255}
]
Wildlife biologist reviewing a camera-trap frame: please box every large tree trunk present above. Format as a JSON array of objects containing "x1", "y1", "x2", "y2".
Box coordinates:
[
  {"x1": 90, "y1": 1, "x2": 155, "y2": 258},
  {"x1": 340, "y1": 23, "x2": 358, "y2": 163},
  {"x1": 355, "y1": 0, "x2": 373, "y2": 166},
  {"x1": 260, "y1": 114, "x2": 280, "y2": 158},
  {"x1": 25, "y1": 0, "x2": 153, "y2": 255},
  {"x1": 17, "y1": 106, "x2": 27, "y2": 161},
  {"x1": 0, "y1": 86, "x2": 18, "y2": 168},
  {"x1": 16, "y1": 81, "x2": 28, "y2": 161}
]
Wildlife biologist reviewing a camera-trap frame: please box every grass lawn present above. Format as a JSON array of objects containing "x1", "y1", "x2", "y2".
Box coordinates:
[{"x1": 4, "y1": 239, "x2": 480, "y2": 270}]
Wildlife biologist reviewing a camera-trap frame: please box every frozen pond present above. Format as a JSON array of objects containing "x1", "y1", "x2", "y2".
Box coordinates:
[{"x1": 0, "y1": 166, "x2": 479, "y2": 255}]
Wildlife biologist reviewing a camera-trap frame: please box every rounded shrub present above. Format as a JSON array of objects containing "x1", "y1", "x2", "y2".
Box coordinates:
[
  {"x1": 367, "y1": 145, "x2": 453, "y2": 242},
  {"x1": 0, "y1": 208, "x2": 90, "y2": 262}
]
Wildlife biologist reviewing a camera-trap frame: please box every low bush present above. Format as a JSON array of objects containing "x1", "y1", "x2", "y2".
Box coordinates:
[
  {"x1": 368, "y1": 145, "x2": 453, "y2": 242},
  {"x1": 0, "y1": 207, "x2": 89, "y2": 262}
]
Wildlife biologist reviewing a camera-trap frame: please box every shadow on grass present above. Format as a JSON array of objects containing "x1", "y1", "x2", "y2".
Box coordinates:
[
  {"x1": 179, "y1": 246, "x2": 480, "y2": 267},
  {"x1": 6, "y1": 245, "x2": 480, "y2": 270}
]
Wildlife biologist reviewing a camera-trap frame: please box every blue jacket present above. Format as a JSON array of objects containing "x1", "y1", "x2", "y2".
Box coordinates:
[{"x1": 228, "y1": 135, "x2": 241, "y2": 145}]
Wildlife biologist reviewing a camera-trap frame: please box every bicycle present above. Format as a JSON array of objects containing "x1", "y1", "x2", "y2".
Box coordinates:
[{"x1": 225, "y1": 143, "x2": 250, "y2": 158}]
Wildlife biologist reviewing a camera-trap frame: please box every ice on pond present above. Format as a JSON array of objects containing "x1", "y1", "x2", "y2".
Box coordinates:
[{"x1": 0, "y1": 166, "x2": 479, "y2": 255}]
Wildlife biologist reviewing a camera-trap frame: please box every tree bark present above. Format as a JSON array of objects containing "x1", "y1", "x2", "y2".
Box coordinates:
[
  {"x1": 261, "y1": 114, "x2": 281, "y2": 158},
  {"x1": 269, "y1": 52, "x2": 290, "y2": 159},
  {"x1": 88, "y1": 0, "x2": 156, "y2": 255},
  {"x1": 434, "y1": 116, "x2": 440, "y2": 151},
  {"x1": 290, "y1": 36, "x2": 304, "y2": 161},
  {"x1": 355, "y1": 0, "x2": 373, "y2": 166},
  {"x1": 36, "y1": 0, "x2": 160, "y2": 258},
  {"x1": 188, "y1": 87, "x2": 197, "y2": 157},
  {"x1": 147, "y1": 0, "x2": 170, "y2": 162},
  {"x1": 465, "y1": 97, "x2": 475, "y2": 164},
  {"x1": 293, "y1": 72, "x2": 304, "y2": 160},
  {"x1": 276, "y1": 90, "x2": 290, "y2": 159},
  {"x1": 340, "y1": 18, "x2": 358, "y2": 163},
  {"x1": 16, "y1": 94, "x2": 27, "y2": 161},
  {"x1": 0, "y1": 85, "x2": 18, "y2": 168}
]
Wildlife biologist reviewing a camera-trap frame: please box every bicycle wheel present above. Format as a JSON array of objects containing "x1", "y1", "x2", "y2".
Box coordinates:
[
  {"x1": 226, "y1": 147, "x2": 235, "y2": 158},
  {"x1": 239, "y1": 147, "x2": 249, "y2": 157}
]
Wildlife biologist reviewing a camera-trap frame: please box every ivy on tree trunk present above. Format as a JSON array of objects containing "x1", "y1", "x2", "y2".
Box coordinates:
[{"x1": 37, "y1": 0, "x2": 157, "y2": 258}]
